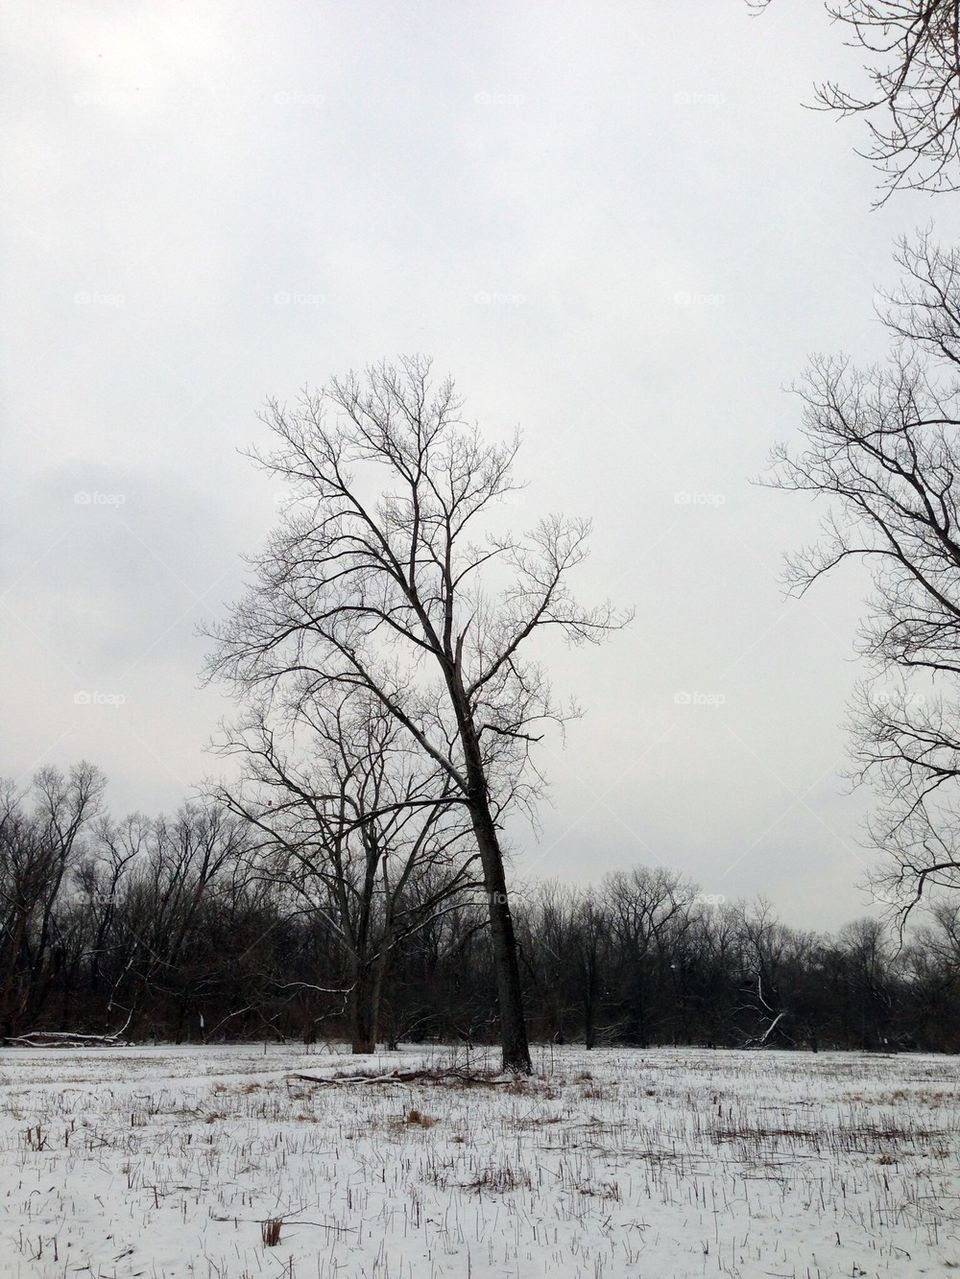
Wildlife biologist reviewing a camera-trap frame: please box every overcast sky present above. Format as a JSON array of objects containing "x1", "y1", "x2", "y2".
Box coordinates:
[{"x1": 2, "y1": 0, "x2": 948, "y2": 929}]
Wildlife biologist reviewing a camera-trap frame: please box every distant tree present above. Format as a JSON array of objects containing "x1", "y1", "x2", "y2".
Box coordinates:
[
  {"x1": 213, "y1": 694, "x2": 479, "y2": 1053},
  {"x1": 765, "y1": 233, "x2": 960, "y2": 925},
  {"x1": 604, "y1": 867, "x2": 697, "y2": 1046},
  {"x1": 689, "y1": 901, "x2": 744, "y2": 1046},
  {"x1": 76, "y1": 813, "x2": 143, "y2": 1008},
  {"x1": 903, "y1": 898, "x2": 960, "y2": 1047},
  {"x1": 734, "y1": 900, "x2": 799, "y2": 1047},
  {"x1": 107, "y1": 803, "x2": 250, "y2": 1039},
  {"x1": 518, "y1": 881, "x2": 583, "y2": 1043},
  {"x1": 0, "y1": 763, "x2": 105, "y2": 1038},
  {"x1": 839, "y1": 917, "x2": 895, "y2": 1047},
  {"x1": 205, "y1": 356, "x2": 628, "y2": 1072},
  {"x1": 571, "y1": 888, "x2": 611, "y2": 1049}
]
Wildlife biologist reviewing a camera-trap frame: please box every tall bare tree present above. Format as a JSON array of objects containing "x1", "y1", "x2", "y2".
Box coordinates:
[
  {"x1": 764, "y1": 233, "x2": 960, "y2": 924},
  {"x1": 754, "y1": 1, "x2": 960, "y2": 200},
  {"x1": 205, "y1": 356, "x2": 628, "y2": 1071}
]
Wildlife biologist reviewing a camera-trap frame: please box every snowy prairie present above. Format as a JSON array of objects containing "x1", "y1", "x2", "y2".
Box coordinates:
[{"x1": 1, "y1": 1044, "x2": 959, "y2": 1278}]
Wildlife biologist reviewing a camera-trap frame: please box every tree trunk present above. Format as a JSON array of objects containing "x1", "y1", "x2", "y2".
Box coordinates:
[
  {"x1": 626, "y1": 967, "x2": 647, "y2": 1047},
  {"x1": 350, "y1": 958, "x2": 383, "y2": 1054},
  {"x1": 446, "y1": 666, "x2": 532, "y2": 1074},
  {"x1": 467, "y1": 796, "x2": 532, "y2": 1074},
  {"x1": 582, "y1": 964, "x2": 597, "y2": 1049}
]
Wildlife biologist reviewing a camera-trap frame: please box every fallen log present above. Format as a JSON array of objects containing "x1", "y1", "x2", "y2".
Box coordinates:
[
  {"x1": 4, "y1": 1030, "x2": 130, "y2": 1048},
  {"x1": 289, "y1": 1066, "x2": 514, "y2": 1088}
]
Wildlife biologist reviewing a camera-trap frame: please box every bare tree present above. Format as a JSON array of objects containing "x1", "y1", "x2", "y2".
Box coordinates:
[
  {"x1": 839, "y1": 916, "x2": 895, "y2": 1045},
  {"x1": 754, "y1": 1, "x2": 960, "y2": 200},
  {"x1": 0, "y1": 763, "x2": 105, "y2": 1038},
  {"x1": 734, "y1": 900, "x2": 799, "y2": 1047},
  {"x1": 110, "y1": 803, "x2": 250, "y2": 1039},
  {"x1": 764, "y1": 233, "x2": 960, "y2": 924},
  {"x1": 205, "y1": 356, "x2": 628, "y2": 1071},
  {"x1": 212, "y1": 694, "x2": 479, "y2": 1052},
  {"x1": 518, "y1": 880, "x2": 582, "y2": 1043},
  {"x1": 572, "y1": 890, "x2": 611, "y2": 1050},
  {"x1": 77, "y1": 813, "x2": 147, "y2": 1009},
  {"x1": 604, "y1": 867, "x2": 697, "y2": 1046}
]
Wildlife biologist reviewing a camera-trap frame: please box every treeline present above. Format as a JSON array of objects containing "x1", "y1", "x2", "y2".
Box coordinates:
[{"x1": 4, "y1": 763, "x2": 960, "y2": 1053}]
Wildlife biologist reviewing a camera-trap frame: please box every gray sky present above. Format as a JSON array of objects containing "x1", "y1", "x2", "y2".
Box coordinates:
[{"x1": 2, "y1": 0, "x2": 945, "y2": 929}]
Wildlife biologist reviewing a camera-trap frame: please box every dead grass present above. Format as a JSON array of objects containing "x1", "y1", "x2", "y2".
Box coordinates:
[
  {"x1": 465, "y1": 1161, "x2": 532, "y2": 1193},
  {"x1": 404, "y1": 1108, "x2": 435, "y2": 1128},
  {"x1": 6, "y1": 1044, "x2": 960, "y2": 1277},
  {"x1": 260, "y1": 1217, "x2": 282, "y2": 1247}
]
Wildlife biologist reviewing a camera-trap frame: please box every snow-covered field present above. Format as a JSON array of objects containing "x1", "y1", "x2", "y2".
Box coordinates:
[{"x1": 2, "y1": 1043, "x2": 959, "y2": 1278}]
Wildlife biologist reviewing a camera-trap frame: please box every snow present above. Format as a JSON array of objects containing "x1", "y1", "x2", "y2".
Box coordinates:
[{"x1": 2, "y1": 1042, "x2": 959, "y2": 1277}]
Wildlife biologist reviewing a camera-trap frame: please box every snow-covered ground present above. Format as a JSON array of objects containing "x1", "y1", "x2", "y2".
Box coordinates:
[{"x1": 1, "y1": 1042, "x2": 959, "y2": 1278}]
